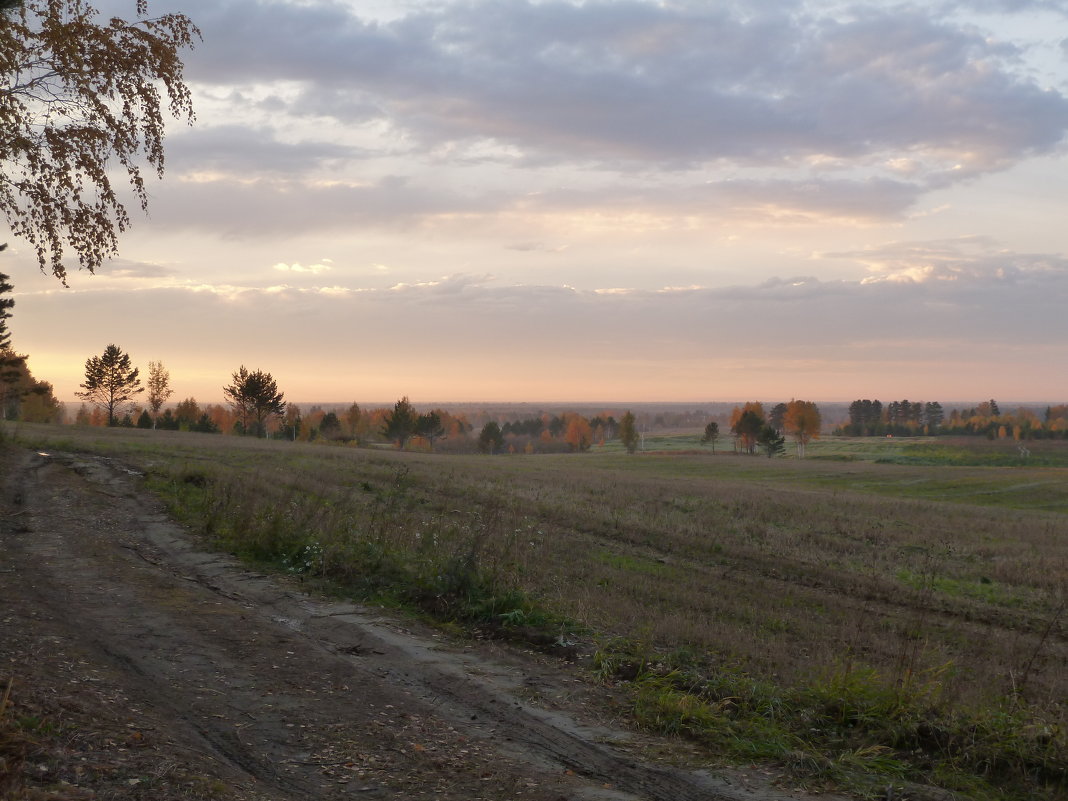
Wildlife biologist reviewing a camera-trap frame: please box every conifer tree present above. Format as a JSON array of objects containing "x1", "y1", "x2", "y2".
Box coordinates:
[
  {"x1": 382, "y1": 396, "x2": 418, "y2": 448},
  {"x1": 76, "y1": 344, "x2": 143, "y2": 426},
  {"x1": 223, "y1": 366, "x2": 285, "y2": 437},
  {"x1": 619, "y1": 411, "x2": 639, "y2": 454}
]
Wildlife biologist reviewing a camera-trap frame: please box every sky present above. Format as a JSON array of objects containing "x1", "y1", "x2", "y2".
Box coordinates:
[{"x1": 6, "y1": 0, "x2": 1068, "y2": 405}]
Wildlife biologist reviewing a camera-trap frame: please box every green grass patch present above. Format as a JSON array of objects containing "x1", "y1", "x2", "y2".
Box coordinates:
[
  {"x1": 596, "y1": 550, "x2": 672, "y2": 576},
  {"x1": 598, "y1": 639, "x2": 1066, "y2": 800},
  {"x1": 896, "y1": 570, "x2": 1029, "y2": 608},
  {"x1": 878, "y1": 441, "x2": 1068, "y2": 468}
]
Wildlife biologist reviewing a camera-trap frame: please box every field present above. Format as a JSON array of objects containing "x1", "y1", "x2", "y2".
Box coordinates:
[{"x1": 6, "y1": 423, "x2": 1067, "y2": 800}]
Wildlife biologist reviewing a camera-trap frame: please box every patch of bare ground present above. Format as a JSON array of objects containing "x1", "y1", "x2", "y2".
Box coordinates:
[{"x1": 0, "y1": 446, "x2": 845, "y2": 801}]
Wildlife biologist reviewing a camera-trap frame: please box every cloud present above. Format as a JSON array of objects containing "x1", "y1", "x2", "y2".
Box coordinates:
[
  {"x1": 507, "y1": 242, "x2": 569, "y2": 253},
  {"x1": 78, "y1": 0, "x2": 1065, "y2": 243},
  {"x1": 825, "y1": 236, "x2": 1068, "y2": 283},
  {"x1": 96, "y1": 259, "x2": 179, "y2": 280},
  {"x1": 27, "y1": 244, "x2": 1066, "y2": 357},
  {"x1": 20, "y1": 238, "x2": 1068, "y2": 401},
  {"x1": 165, "y1": 125, "x2": 368, "y2": 177},
  {"x1": 139, "y1": 168, "x2": 925, "y2": 238},
  {"x1": 949, "y1": 0, "x2": 1068, "y2": 16},
  {"x1": 20, "y1": 2, "x2": 1068, "y2": 403},
  {"x1": 145, "y1": 174, "x2": 501, "y2": 236},
  {"x1": 273, "y1": 261, "x2": 332, "y2": 275},
  {"x1": 179, "y1": 1, "x2": 1068, "y2": 180}
]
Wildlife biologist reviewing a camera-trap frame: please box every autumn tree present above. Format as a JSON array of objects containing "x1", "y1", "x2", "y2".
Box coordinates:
[
  {"x1": 619, "y1": 410, "x2": 639, "y2": 454},
  {"x1": 730, "y1": 403, "x2": 765, "y2": 455},
  {"x1": 382, "y1": 396, "x2": 418, "y2": 448},
  {"x1": 1, "y1": 1, "x2": 199, "y2": 283},
  {"x1": 145, "y1": 360, "x2": 173, "y2": 427},
  {"x1": 173, "y1": 397, "x2": 201, "y2": 427},
  {"x1": 223, "y1": 366, "x2": 285, "y2": 437},
  {"x1": 783, "y1": 400, "x2": 820, "y2": 458},
  {"x1": 283, "y1": 403, "x2": 302, "y2": 441},
  {"x1": 76, "y1": 344, "x2": 142, "y2": 425},
  {"x1": 344, "y1": 402, "x2": 361, "y2": 442},
  {"x1": 19, "y1": 373, "x2": 60, "y2": 422},
  {"x1": 700, "y1": 421, "x2": 720, "y2": 452},
  {"x1": 564, "y1": 415, "x2": 593, "y2": 452}
]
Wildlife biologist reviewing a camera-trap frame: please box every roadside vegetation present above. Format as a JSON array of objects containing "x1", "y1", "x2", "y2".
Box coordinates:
[{"x1": 5, "y1": 423, "x2": 1067, "y2": 800}]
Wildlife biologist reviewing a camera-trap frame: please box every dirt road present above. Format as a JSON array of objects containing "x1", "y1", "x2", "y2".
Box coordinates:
[{"x1": 0, "y1": 447, "x2": 828, "y2": 800}]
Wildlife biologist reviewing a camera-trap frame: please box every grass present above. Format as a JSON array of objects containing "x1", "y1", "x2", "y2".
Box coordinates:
[
  {"x1": 147, "y1": 453, "x2": 571, "y2": 638},
  {"x1": 592, "y1": 437, "x2": 1068, "y2": 512},
  {"x1": 602, "y1": 645, "x2": 1066, "y2": 799},
  {"x1": 7, "y1": 422, "x2": 1068, "y2": 799},
  {"x1": 0, "y1": 677, "x2": 28, "y2": 799}
]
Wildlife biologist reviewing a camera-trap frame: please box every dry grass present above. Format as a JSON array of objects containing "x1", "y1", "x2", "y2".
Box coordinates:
[
  {"x1": 0, "y1": 677, "x2": 30, "y2": 799},
  {"x1": 8, "y1": 423, "x2": 1068, "y2": 798}
]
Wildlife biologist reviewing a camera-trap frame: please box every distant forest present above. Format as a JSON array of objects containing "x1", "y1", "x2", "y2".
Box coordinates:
[{"x1": 839, "y1": 398, "x2": 1068, "y2": 439}]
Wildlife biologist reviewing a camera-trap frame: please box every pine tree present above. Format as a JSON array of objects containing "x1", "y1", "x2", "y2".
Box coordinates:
[
  {"x1": 700, "y1": 421, "x2": 720, "y2": 452},
  {"x1": 619, "y1": 411, "x2": 639, "y2": 453},
  {"x1": 757, "y1": 425, "x2": 786, "y2": 458},
  {"x1": 382, "y1": 396, "x2": 418, "y2": 448},
  {"x1": 76, "y1": 344, "x2": 143, "y2": 426},
  {"x1": 478, "y1": 421, "x2": 504, "y2": 454},
  {"x1": 223, "y1": 366, "x2": 285, "y2": 437}
]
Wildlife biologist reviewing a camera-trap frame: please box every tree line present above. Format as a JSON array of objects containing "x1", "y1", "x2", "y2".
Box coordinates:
[
  {"x1": 838, "y1": 398, "x2": 1068, "y2": 440},
  {"x1": 45, "y1": 341, "x2": 619, "y2": 454},
  {"x1": 0, "y1": 310, "x2": 824, "y2": 460},
  {"x1": 2, "y1": 275, "x2": 1061, "y2": 454},
  {"x1": 0, "y1": 270, "x2": 61, "y2": 422}
]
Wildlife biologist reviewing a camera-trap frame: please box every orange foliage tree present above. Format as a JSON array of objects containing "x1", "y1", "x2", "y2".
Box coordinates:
[
  {"x1": 783, "y1": 400, "x2": 821, "y2": 458},
  {"x1": 729, "y1": 402, "x2": 765, "y2": 454},
  {"x1": 564, "y1": 415, "x2": 593, "y2": 452}
]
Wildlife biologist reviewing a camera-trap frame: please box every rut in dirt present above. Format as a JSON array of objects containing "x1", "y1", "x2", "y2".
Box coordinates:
[{"x1": 4, "y1": 448, "x2": 790, "y2": 801}]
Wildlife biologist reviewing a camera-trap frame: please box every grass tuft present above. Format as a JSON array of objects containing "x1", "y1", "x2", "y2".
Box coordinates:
[{"x1": 598, "y1": 638, "x2": 1067, "y2": 800}]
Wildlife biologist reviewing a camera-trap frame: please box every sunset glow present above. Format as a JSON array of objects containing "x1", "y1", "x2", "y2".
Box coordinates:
[{"x1": 6, "y1": 0, "x2": 1068, "y2": 405}]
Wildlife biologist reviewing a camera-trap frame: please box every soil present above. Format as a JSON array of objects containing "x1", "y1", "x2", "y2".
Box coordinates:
[{"x1": 0, "y1": 447, "x2": 845, "y2": 801}]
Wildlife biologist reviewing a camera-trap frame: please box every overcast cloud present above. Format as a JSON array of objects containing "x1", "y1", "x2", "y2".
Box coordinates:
[{"x1": 7, "y1": 0, "x2": 1068, "y2": 403}]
